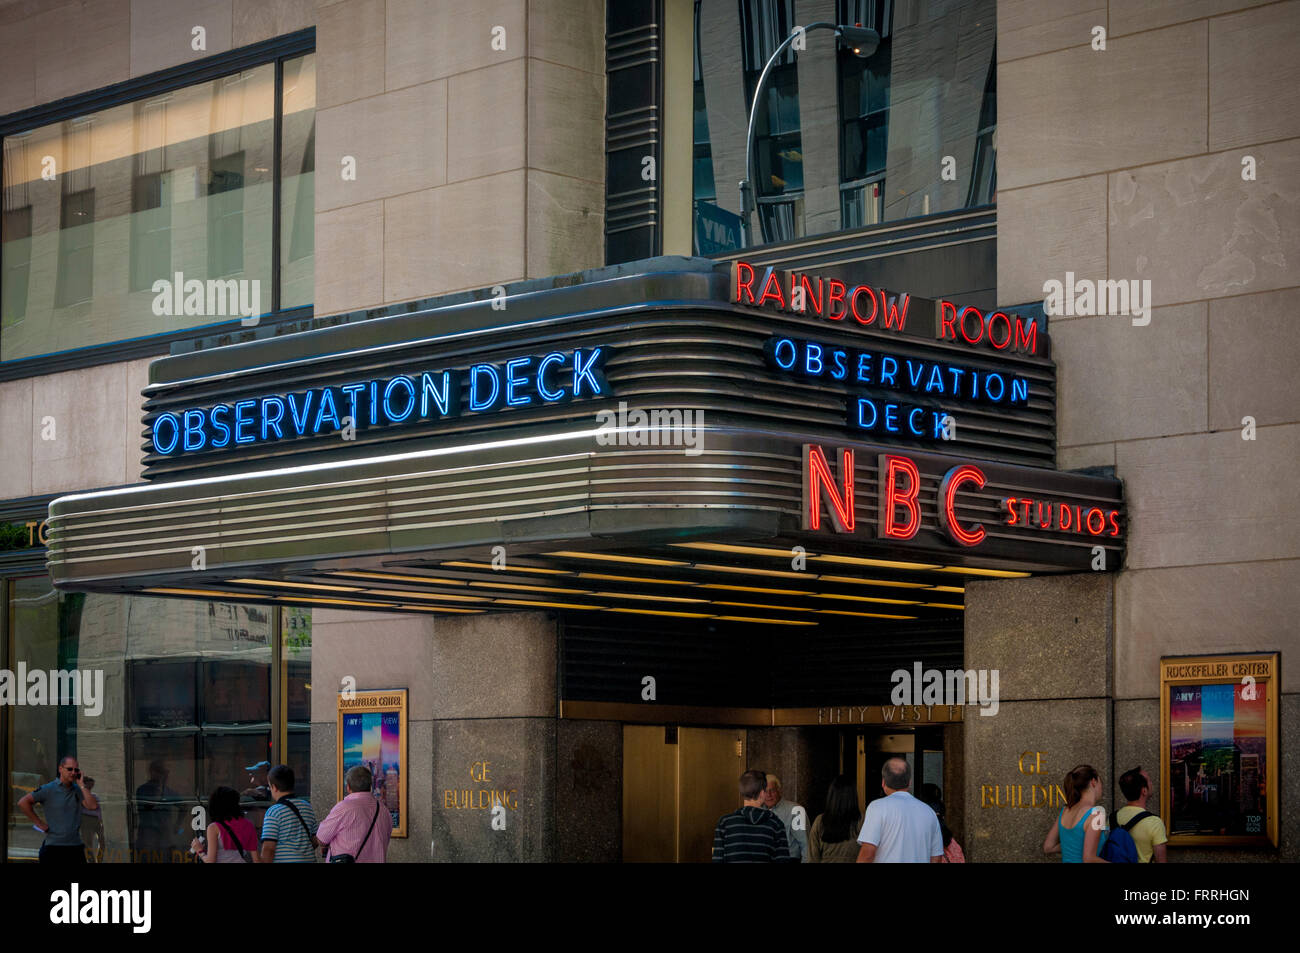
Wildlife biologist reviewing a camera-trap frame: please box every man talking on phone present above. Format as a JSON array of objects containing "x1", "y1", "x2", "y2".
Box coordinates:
[{"x1": 18, "y1": 756, "x2": 99, "y2": 864}]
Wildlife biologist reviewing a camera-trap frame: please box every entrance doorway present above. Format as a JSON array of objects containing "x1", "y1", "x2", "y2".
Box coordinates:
[
  {"x1": 621, "y1": 723, "x2": 957, "y2": 861},
  {"x1": 803, "y1": 727, "x2": 953, "y2": 845}
]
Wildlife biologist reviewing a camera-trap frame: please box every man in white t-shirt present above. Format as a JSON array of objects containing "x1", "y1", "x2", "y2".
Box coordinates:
[{"x1": 856, "y1": 757, "x2": 943, "y2": 863}]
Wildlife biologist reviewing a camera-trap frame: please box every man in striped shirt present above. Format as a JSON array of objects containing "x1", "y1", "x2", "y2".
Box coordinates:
[
  {"x1": 259, "y1": 764, "x2": 318, "y2": 863},
  {"x1": 712, "y1": 769, "x2": 791, "y2": 862}
]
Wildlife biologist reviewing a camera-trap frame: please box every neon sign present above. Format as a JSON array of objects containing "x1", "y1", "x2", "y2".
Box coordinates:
[
  {"x1": 764, "y1": 336, "x2": 1029, "y2": 405},
  {"x1": 150, "y1": 346, "x2": 608, "y2": 456},
  {"x1": 802, "y1": 446, "x2": 1123, "y2": 549},
  {"x1": 733, "y1": 260, "x2": 910, "y2": 330},
  {"x1": 765, "y1": 334, "x2": 1029, "y2": 441},
  {"x1": 732, "y1": 260, "x2": 1041, "y2": 356},
  {"x1": 1003, "y1": 497, "x2": 1121, "y2": 538}
]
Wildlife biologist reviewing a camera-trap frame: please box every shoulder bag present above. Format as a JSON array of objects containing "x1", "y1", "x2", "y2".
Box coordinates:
[{"x1": 330, "y1": 798, "x2": 382, "y2": 864}]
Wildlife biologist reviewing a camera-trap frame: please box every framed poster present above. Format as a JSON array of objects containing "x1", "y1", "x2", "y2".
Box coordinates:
[
  {"x1": 1160, "y1": 654, "x2": 1278, "y2": 847},
  {"x1": 336, "y1": 689, "x2": 408, "y2": 838}
]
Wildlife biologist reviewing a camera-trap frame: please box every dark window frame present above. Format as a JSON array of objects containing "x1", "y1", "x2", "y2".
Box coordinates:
[{"x1": 0, "y1": 28, "x2": 315, "y2": 383}]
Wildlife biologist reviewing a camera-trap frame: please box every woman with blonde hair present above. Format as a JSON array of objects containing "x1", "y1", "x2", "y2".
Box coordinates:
[{"x1": 1042, "y1": 764, "x2": 1108, "y2": 863}]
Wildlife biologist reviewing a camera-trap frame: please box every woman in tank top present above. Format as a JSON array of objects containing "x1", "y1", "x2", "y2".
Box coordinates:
[
  {"x1": 1042, "y1": 764, "x2": 1109, "y2": 863},
  {"x1": 191, "y1": 786, "x2": 260, "y2": 863}
]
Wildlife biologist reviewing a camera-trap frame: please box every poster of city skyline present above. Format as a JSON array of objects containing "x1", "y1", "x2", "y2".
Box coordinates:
[{"x1": 1168, "y1": 679, "x2": 1267, "y2": 838}]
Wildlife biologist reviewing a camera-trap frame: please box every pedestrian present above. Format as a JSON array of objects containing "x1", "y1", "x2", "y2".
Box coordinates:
[
  {"x1": 259, "y1": 765, "x2": 319, "y2": 863},
  {"x1": 760, "y1": 773, "x2": 808, "y2": 862},
  {"x1": 856, "y1": 757, "x2": 943, "y2": 863},
  {"x1": 1114, "y1": 766, "x2": 1168, "y2": 863},
  {"x1": 808, "y1": 775, "x2": 862, "y2": 863},
  {"x1": 712, "y1": 769, "x2": 791, "y2": 862},
  {"x1": 1043, "y1": 764, "x2": 1109, "y2": 863},
  {"x1": 316, "y1": 765, "x2": 391, "y2": 863},
  {"x1": 919, "y1": 784, "x2": 964, "y2": 863},
  {"x1": 18, "y1": 756, "x2": 97, "y2": 865},
  {"x1": 79, "y1": 777, "x2": 106, "y2": 863},
  {"x1": 191, "y1": 786, "x2": 259, "y2": 863}
]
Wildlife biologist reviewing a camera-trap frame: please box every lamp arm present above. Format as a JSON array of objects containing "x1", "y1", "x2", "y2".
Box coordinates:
[{"x1": 741, "y1": 22, "x2": 839, "y2": 246}]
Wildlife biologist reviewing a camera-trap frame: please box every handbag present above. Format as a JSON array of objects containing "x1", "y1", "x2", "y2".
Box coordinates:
[{"x1": 330, "y1": 798, "x2": 381, "y2": 863}]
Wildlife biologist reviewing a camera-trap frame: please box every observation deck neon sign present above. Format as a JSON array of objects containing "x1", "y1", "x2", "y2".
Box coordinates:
[{"x1": 149, "y1": 346, "x2": 608, "y2": 456}]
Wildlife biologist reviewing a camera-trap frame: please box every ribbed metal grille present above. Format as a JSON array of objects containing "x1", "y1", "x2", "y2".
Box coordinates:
[{"x1": 560, "y1": 612, "x2": 962, "y2": 708}]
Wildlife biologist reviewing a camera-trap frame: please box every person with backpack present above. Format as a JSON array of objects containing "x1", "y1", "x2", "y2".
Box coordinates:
[
  {"x1": 259, "y1": 765, "x2": 319, "y2": 863},
  {"x1": 1111, "y1": 766, "x2": 1168, "y2": 863},
  {"x1": 1042, "y1": 764, "x2": 1108, "y2": 863},
  {"x1": 192, "y1": 786, "x2": 259, "y2": 863}
]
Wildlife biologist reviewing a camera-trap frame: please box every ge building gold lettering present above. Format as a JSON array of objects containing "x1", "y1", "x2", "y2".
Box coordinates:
[
  {"x1": 981, "y1": 751, "x2": 1065, "y2": 808},
  {"x1": 444, "y1": 761, "x2": 518, "y2": 811}
]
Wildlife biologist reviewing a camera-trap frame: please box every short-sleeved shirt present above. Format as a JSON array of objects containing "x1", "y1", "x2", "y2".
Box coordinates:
[
  {"x1": 1116, "y1": 805, "x2": 1168, "y2": 863},
  {"x1": 31, "y1": 780, "x2": 85, "y2": 846},
  {"x1": 260, "y1": 796, "x2": 318, "y2": 863},
  {"x1": 317, "y1": 792, "x2": 392, "y2": 863},
  {"x1": 857, "y1": 791, "x2": 943, "y2": 863}
]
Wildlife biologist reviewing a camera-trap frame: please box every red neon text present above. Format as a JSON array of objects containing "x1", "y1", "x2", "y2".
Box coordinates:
[
  {"x1": 804, "y1": 445, "x2": 855, "y2": 532},
  {"x1": 879, "y1": 455, "x2": 921, "y2": 540},
  {"x1": 1003, "y1": 497, "x2": 1121, "y2": 537},
  {"x1": 938, "y1": 301, "x2": 1038, "y2": 355},
  {"x1": 939, "y1": 464, "x2": 987, "y2": 546}
]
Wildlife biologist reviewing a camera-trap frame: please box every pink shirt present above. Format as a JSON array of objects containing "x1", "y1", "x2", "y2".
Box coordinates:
[
  {"x1": 213, "y1": 817, "x2": 258, "y2": 863},
  {"x1": 317, "y1": 792, "x2": 391, "y2": 863}
]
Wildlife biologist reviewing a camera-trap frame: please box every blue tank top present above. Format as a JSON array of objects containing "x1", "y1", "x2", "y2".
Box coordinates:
[{"x1": 1058, "y1": 806, "x2": 1107, "y2": 863}]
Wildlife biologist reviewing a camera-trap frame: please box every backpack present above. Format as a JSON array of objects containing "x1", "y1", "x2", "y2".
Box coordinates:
[{"x1": 1099, "y1": 810, "x2": 1153, "y2": 863}]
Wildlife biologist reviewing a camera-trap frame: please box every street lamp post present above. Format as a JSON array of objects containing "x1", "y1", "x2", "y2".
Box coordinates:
[{"x1": 738, "y1": 22, "x2": 880, "y2": 248}]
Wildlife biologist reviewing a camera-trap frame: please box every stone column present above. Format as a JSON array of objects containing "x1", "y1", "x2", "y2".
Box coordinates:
[
  {"x1": 795, "y1": 0, "x2": 841, "y2": 235},
  {"x1": 963, "y1": 573, "x2": 1113, "y2": 862},
  {"x1": 698, "y1": 0, "x2": 749, "y2": 218},
  {"x1": 555, "y1": 719, "x2": 622, "y2": 862},
  {"x1": 310, "y1": 607, "x2": 437, "y2": 863},
  {"x1": 428, "y1": 612, "x2": 559, "y2": 862},
  {"x1": 745, "y1": 726, "x2": 817, "y2": 813}
]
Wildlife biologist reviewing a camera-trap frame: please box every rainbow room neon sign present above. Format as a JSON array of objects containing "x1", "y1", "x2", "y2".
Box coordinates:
[
  {"x1": 149, "y1": 346, "x2": 608, "y2": 456},
  {"x1": 731, "y1": 260, "x2": 1041, "y2": 356}
]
